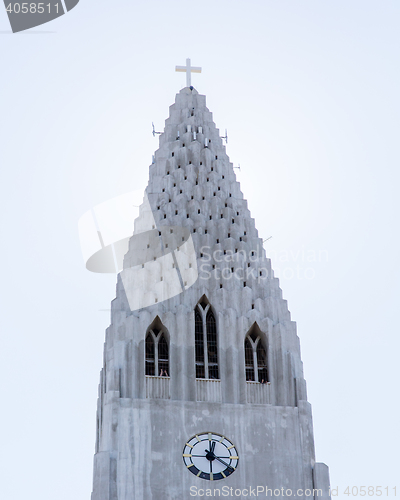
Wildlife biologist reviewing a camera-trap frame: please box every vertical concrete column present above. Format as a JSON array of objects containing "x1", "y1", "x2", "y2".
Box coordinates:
[{"x1": 313, "y1": 463, "x2": 331, "y2": 500}]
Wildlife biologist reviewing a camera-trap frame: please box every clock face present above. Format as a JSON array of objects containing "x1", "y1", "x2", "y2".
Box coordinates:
[{"x1": 182, "y1": 432, "x2": 239, "y2": 481}]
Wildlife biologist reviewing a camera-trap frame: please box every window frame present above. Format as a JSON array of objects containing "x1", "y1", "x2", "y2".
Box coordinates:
[
  {"x1": 145, "y1": 328, "x2": 169, "y2": 377},
  {"x1": 194, "y1": 301, "x2": 219, "y2": 380},
  {"x1": 244, "y1": 331, "x2": 268, "y2": 383}
]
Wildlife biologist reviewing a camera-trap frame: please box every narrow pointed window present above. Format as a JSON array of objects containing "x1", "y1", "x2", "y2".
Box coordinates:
[
  {"x1": 158, "y1": 334, "x2": 169, "y2": 376},
  {"x1": 145, "y1": 324, "x2": 169, "y2": 377},
  {"x1": 145, "y1": 333, "x2": 155, "y2": 376},
  {"x1": 194, "y1": 299, "x2": 219, "y2": 379},
  {"x1": 256, "y1": 342, "x2": 268, "y2": 383},
  {"x1": 206, "y1": 310, "x2": 219, "y2": 379},
  {"x1": 245, "y1": 338, "x2": 254, "y2": 381},
  {"x1": 195, "y1": 309, "x2": 205, "y2": 378},
  {"x1": 244, "y1": 327, "x2": 268, "y2": 383}
]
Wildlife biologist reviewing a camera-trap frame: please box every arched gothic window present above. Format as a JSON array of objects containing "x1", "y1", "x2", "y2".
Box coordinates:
[
  {"x1": 195, "y1": 297, "x2": 219, "y2": 379},
  {"x1": 245, "y1": 327, "x2": 268, "y2": 383},
  {"x1": 145, "y1": 326, "x2": 169, "y2": 377}
]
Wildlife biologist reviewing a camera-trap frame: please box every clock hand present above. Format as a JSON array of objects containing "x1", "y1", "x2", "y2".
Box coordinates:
[
  {"x1": 213, "y1": 455, "x2": 234, "y2": 471},
  {"x1": 211, "y1": 441, "x2": 216, "y2": 453}
]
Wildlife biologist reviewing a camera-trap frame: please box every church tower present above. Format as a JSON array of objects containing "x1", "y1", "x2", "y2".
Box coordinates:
[{"x1": 91, "y1": 69, "x2": 331, "y2": 499}]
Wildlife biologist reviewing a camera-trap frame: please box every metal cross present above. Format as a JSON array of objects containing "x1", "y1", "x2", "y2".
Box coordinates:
[{"x1": 175, "y1": 58, "x2": 202, "y2": 87}]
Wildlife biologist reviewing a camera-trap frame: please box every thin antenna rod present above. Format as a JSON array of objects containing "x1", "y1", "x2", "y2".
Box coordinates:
[{"x1": 152, "y1": 122, "x2": 161, "y2": 137}]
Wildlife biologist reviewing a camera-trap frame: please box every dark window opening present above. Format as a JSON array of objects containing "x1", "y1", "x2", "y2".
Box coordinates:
[
  {"x1": 195, "y1": 309, "x2": 205, "y2": 378},
  {"x1": 146, "y1": 328, "x2": 169, "y2": 377},
  {"x1": 158, "y1": 335, "x2": 169, "y2": 376},
  {"x1": 245, "y1": 338, "x2": 254, "y2": 381},
  {"x1": 145, "y1": 333, "x2": 155, "y2": 376},
  {"x1": 245, "y1": 330, "x2": 268, "y2": 383}
]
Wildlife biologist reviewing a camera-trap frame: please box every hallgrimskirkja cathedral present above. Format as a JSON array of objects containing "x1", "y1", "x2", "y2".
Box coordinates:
[{"x1": 90, "y1": 65, "x2": 331, "y2": 499}]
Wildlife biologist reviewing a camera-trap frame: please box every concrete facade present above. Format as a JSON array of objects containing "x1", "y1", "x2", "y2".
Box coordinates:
[{"x1": 91, "y1": 87, "x2": 331, "y2": 499}]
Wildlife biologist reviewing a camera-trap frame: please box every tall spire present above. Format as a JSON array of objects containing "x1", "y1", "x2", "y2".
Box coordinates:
[{"x1": 91, "y1": 87, "x2": 331, "y2": 500}]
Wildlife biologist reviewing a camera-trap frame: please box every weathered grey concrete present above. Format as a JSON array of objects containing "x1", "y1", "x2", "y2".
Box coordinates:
[{"x1": 91, "y1": 87, "x2": 330, "y2": 500}]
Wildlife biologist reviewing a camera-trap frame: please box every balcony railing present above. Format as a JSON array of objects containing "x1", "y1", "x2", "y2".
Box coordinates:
[
  {"x1": 246, "y1": 381, "x2": 271, "y2": 404},
  {"x1": 145, "y1": 377, "x2": 270, "y2": 404},
  {"x1": 196, "y1": 378, "x2": 221, "y2": 402},
  {"x1": 145, "y1": 376, "x2": 170, "y2": 399}
]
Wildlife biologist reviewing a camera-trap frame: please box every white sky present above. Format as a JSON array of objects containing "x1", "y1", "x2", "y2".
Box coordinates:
[{"x1": 0, "y1": 1, "x2": 399, "y2": 499}]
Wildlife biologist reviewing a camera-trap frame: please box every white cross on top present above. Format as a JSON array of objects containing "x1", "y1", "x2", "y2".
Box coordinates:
[{"x1": 175, "y1": 58, "x2": 202, "y2": 87}]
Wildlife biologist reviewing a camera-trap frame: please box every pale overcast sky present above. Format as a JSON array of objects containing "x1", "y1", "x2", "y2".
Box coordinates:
[{"x1": 1, "y1": 1, "x2": 399, "y2": 499}]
